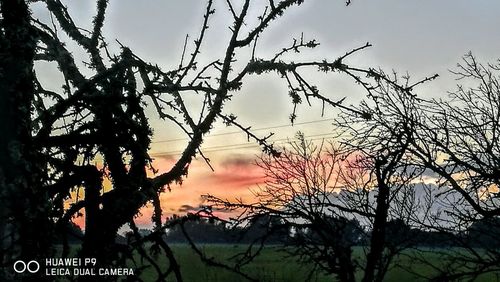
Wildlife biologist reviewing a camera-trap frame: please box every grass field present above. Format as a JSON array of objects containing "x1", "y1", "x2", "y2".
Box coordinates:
[{"x1": 134, "y1": 245, "x2": 500, "y2": 282}]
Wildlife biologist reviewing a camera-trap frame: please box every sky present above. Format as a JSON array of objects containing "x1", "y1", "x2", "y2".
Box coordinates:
[{"x1": 32, "y1": 1, "x2": 500, "y2": 228}]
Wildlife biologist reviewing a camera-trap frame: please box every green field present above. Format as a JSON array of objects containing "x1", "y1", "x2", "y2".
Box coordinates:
[{"x1": 134, "y1": 245, "x2": 500, "y2": 282}]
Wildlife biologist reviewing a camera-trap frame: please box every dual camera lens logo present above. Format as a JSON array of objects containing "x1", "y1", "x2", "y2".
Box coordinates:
[{"x1": 13, "y1": 260, "x2": 40, "y2": 274}]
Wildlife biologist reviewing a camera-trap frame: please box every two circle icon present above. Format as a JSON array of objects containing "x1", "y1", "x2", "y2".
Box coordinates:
[{"x1": 13, "y1": 260, "x2": 40, "y2": 274}]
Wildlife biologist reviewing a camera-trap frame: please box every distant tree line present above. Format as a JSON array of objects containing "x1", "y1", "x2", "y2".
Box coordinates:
[
  {"x1": 158, "y1": 210, "x2": 500, "y2": 249},
  {"x1": 159, "y1": 214, "x2": 287, "y2": 244}
]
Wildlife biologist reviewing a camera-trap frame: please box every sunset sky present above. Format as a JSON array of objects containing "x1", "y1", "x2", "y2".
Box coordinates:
[{"x1": 33, "y1": 1, "x2": 500, "y2": 228}]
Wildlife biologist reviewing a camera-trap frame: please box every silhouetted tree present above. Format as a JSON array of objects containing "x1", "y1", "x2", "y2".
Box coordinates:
[
  {"x1": 344, "y1": 53, "x2": 500, "y2": 280},
  {"x1": 207, "y1": 129, "x2": 427, "y2": 282},
  {"x1": 0, "y1": 0, "x2": 52, "y2": 271},
  {"x1": 1, "y1": 0, "x2": 403, "y2": 281}
]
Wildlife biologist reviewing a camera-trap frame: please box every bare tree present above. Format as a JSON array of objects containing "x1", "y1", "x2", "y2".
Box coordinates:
[
  {"x1": 0, "y1": 0, "x2": 412, "y2": 281},
  {"x1": 344, "y1": 53, "x2": 500, "y2": 280},
  {"x1": 206, "y1": 125, "x2": 427, "y2": 282},
  {"x1": 0, "y1": 0, "x2": 53, "y2": 271}
]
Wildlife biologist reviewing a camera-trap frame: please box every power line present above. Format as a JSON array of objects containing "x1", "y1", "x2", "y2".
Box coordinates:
[
  {"x1": 150, "y1": 132, "x2": 338, "y2": 157},
  {"x1": 89, "y1": 133, "x2": 338, "y2": 161},
  {"x1": 151, "y1": 118, "x2": 335, "y2": 144}
]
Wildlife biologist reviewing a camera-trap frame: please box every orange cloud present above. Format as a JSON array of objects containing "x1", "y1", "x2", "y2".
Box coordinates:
[
  {"x1": 67, "y1": 152, "x2": 266, "y2": 230},
  {"x1": 132, "y1": 152, "x2": 265, "y2": 227}
]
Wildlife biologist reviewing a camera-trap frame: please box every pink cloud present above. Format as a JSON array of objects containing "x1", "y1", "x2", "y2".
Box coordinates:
[
  {"x1": 90, "y1": 152, "x2": 264, "y2": 227},
  {"x1": 72, "y1": 152, "x2": 266, "y2": 229}
]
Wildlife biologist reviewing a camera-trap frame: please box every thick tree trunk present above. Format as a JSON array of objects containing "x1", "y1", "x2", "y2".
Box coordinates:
[
  {"x1": 0, "y1": 1, "x2": 51, "y2": 278},
  {"x1": 362, "y1": 168, "x2": 391, "y2": 282}
]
